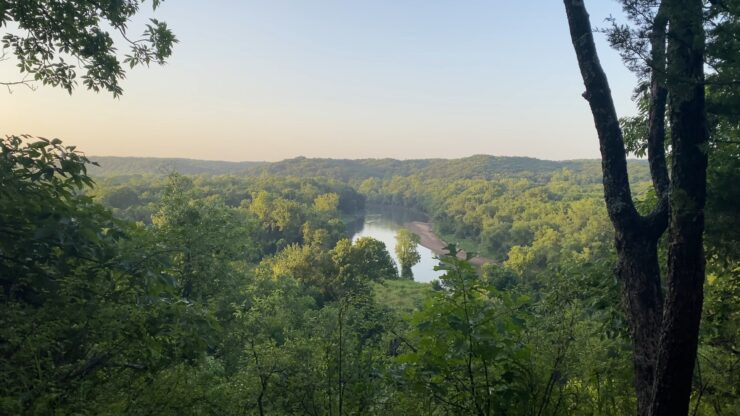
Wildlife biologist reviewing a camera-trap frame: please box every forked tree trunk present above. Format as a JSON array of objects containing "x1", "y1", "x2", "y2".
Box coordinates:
[{"x1": 563, "y1": 1, "x2": 708, "y2": 415}]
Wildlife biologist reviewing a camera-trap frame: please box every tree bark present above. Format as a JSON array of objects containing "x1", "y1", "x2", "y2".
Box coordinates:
[
  {"x1": 615, "y1": 232, "x2": 664, "y2": 415},
  {"x1": 650, "y1": 1, "x2": 709, "y2": 414},
  {"x1": 646, "y1": 8, "x2": 670, "y2": 203}
]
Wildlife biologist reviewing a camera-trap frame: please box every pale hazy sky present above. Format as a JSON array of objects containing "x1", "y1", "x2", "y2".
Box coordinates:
[{"x1": 1, "y1": 1, "x2": 638, "y2": 162}]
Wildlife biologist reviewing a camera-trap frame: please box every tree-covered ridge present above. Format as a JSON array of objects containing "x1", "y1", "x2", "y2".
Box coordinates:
[
  {"x1": 89, "y1": 154, "x2": 652, "y2": 183},
  {"x1": 86, "y1": 156, "x2": 265, "y2": 177},
  {"x1": 249, "y1": 155, "x2": 630, "y2": 182}
]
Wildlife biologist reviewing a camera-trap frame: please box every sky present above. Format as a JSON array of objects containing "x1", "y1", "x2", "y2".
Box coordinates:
[{"x1": 0, "y1": 1, "x2": 639, "y2": 162}]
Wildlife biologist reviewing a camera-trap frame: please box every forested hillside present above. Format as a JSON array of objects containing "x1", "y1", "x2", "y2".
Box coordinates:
[
  {"x1": 3, "y1": 136, "x2": 735, "y2": 415},
  {"x1": 90, "y1": 154, "x2": 651, "y2": 183},
  {"x1": 92, "y1": 155, "x2": 651, "y2": 262},
  {"x1": 87, "y1": 156, "x2": 265, "y2": 177},
  {"x1": 246, "y1": 155, "x2": 645, "y2": 182}
]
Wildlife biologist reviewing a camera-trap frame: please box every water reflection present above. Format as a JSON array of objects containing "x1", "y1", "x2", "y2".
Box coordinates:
[{"x1": 349, "y1": 206, "x2": 443, "y2": 283}]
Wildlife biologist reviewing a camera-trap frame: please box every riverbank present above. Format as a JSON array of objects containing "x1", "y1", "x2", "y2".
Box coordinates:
[{"x1": 404, "y1": 221, "x2": 492, "y2": 267}]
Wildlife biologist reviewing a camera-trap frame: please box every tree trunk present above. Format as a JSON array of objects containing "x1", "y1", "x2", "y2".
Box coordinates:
[
  {"x1": 562, "y1": 3, "x2": 668, "y2": 415},
  {"x1": 561, "y1": 1, "x2": 711, "y2": 415},
  {"x1": 615, "y1": 232, "x2": 664, "y2": 416},
  {"x1": 257, "y1": 379, "x2": 266, "y2": 416},
  {"x1": 650, "y1": 1, "x2": 709, "y2": 414},
  {"x1": 337, "y1": 300, "x2": 345, "y2": 416}
]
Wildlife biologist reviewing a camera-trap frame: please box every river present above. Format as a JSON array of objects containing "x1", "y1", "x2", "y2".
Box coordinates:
[{"x1": 348, "y1": 206, "x2": 444, "y2": 283}]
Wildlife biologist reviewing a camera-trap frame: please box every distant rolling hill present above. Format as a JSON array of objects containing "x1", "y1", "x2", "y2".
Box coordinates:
[
  {"x1": 87, "y1": 156, "x2": 266, "y2": 176},
  {"x1": 251, "y1": 155, "x2": 648, "y2": 182},
  {"x1": 89, "y1": 154, "x2": 650, "y2": 183}
]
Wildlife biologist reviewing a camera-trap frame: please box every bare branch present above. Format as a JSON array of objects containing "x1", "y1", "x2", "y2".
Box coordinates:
[{"x1": 1, "y1": 79, "x2": 37, "y2": 93}]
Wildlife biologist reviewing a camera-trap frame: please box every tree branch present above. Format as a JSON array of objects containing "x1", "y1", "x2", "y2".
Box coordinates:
[
  {"x1": 1, "y1": 79, "x2": 36, "y2": 93},
  {"x1": 563, "y1": 0, "x2": 640, "y2": 232},
  {"x1": 644, "y1": 3, "x2": 670, "y2": 237}
]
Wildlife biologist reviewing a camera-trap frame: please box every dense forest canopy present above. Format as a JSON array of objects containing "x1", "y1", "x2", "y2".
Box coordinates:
[
  {"x1": 1, "y1": 0, "x2": 737, "y2": 415},
  {"x1": 2, "y1": 138, "x2": 736, "y2": 414}
]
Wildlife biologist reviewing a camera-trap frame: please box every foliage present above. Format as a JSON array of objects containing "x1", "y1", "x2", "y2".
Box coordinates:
[
  {"x1": 0, "y1": 0, "x2": 176, "y2": 95},
  {"x1": 335, "y1": 237, "x2": 398, "y2": 283},
  {"x1": 398, "y1": 245, "x2": 532, "y2": 415},
  {"x1": 0, "y1": 136, "x2": 182, "y2": 413},
  {"x1": 2, "y1": 134, "x2": 737, "y2": 414},
  {"x1": 395, "y1": 229, "x2": 421, "y2": 279}
]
